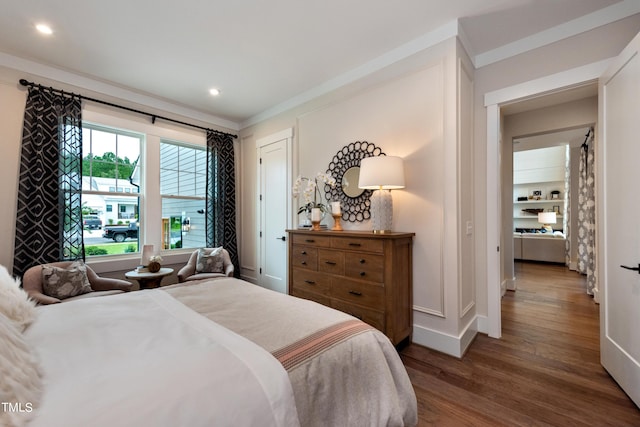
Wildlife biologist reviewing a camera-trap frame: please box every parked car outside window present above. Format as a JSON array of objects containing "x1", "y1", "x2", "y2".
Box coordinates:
[{"x1": 83, "y1": 215, "x2": 102, "y2": 230}]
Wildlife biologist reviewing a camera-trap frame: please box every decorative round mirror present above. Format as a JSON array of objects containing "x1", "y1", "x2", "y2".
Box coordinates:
[
  {"x1": 341, "y1": 166, "x2": 363, "y2": 198},
  {"x1": 324, "y1": 141, "x2": 385, "y2": 222}
]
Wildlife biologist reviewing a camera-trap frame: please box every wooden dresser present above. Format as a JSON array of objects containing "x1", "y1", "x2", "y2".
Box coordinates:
[{"x1": 287, "y1": 229, "x2": 414, "y2": 345}]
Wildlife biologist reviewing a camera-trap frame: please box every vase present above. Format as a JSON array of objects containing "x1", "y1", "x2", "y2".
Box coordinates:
[
  {"x1": 148, "y1": 261, "x2": 161, "y2": 273},
  {"x1": 305, "y1": 208, "x2": 326, "y2": 222}
]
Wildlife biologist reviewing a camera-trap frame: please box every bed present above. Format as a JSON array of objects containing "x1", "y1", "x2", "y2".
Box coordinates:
[{"x1": 18, "y1": 277, "x2": 417, "y2": 427}]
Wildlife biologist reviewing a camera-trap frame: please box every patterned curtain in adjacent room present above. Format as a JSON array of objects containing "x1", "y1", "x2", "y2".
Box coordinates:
[
  {"x1": 564, "y1": 144, "x2": 571, "y2": 266},
  {"x1": 577, "y1": 128, "x2": 596, "y2": 294},
  {"x1": 13, "y1": 86, "x2": 84, "y2": 277},
  {"x1": 206, "y1": 130, "x2": 239, "y2": 276}
]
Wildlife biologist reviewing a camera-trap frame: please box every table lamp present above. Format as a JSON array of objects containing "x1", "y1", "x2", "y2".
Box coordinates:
[
  {"x1": 538, "y1": 211, "x2": 557, "y2": 233},
  {"x1": 358, "y1": 156, "x2": 405, "y2": 233}
]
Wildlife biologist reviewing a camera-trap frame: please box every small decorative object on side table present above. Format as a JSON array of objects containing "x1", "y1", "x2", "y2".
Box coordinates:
[
  {"x1": 147, "y1": 255, "x2": 163, "y2": 273},
  {"x1": 125, "y1": 267, "x2": 173, "y2": 290}
]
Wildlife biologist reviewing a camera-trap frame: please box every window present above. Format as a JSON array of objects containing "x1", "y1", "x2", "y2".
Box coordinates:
[
  {"x1": 82, "y1": 125, "x2": 142, "y2": 257},
  {"x1": 160, "y1": 140, "x2": 206, "y2": 250}
]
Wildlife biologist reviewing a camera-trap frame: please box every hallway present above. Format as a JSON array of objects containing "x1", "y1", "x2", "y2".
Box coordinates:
[{"x1": 401, "y1": 261, "x2": 640, "y2": 426}]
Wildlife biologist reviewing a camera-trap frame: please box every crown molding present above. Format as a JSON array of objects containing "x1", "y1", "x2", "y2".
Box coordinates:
[
  {"x1": 0, "y1": 51, "x2": 240, "y2": 131},
  {"x1": 475, "y1": 0, "x2": 640, "y2": 68}
]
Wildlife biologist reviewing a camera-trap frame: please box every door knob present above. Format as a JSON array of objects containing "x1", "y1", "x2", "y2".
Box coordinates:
[
  {"x1": 620, "y1": 264, "x2": 640, "y2": 274},
  {"x1": 276, "y1": 236, "x2": 286, "y2": 241}
]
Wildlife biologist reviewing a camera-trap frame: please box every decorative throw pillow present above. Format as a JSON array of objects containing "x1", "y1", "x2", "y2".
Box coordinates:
[
  {"x1": 42, "y1": 262, "x2": 93, "y2": 300},
  {"x1": 0, "y1": 313, "x2": 42, "y2": 427},
  {"x1": 0, "y1": 265, "x2": 37, "y2": 332},
  {"x1": 195, "y1": 247, "x2": 225, "y2": 274}
]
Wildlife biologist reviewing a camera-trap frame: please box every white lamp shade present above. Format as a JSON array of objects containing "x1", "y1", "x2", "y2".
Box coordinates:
[
  {"x1": 538, "y1": 212, "x2": 557, "y2": 224},
  {"x1": 358, "y1": 156, "x2": 405, "y2": 189}
]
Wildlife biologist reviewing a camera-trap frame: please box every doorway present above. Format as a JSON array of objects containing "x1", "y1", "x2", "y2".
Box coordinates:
[
  {"x1": 502, "y1": 122, "x2": 595, "y2": 293},
  {"x1": 255, "y1": 128, "x2": 294, "y2": 294},
  {"x1": 484, "y1": 61, "x2": 606, "y2": 338}
]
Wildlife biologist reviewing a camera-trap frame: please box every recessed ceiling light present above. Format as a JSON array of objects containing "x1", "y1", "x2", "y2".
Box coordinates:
[
  {"x1": 35, "y1": 23, "x2": 53, "y2": 35},
  {"x1": 209, "y1": 88, "x2": 220, "y2": 96}
]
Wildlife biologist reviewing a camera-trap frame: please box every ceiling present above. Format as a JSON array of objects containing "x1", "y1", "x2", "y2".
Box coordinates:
[{"x1": 0, "y1": 0, "x2": 634, "y2": 128}]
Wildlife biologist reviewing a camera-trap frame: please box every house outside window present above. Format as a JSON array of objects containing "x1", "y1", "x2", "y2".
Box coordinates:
[
  {"x1": 160, "y1": 140, "x2": 206, "y2": 250},
  {"x1": 82, "y1": 124, "x2": 142, "y2": 257}
]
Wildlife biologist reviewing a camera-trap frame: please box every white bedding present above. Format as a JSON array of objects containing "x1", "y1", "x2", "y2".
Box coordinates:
[{"x1": 24, "y1": 290, "x2": 299, "y2": 427}]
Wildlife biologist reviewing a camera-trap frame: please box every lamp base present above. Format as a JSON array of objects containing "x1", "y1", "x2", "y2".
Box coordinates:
[{"x1": 370, "y1": 189, "x2": 393, "y2": 233}]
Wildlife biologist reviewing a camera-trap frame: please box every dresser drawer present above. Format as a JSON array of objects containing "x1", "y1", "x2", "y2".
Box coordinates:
[
  {"x1": 331, "y1": 299, "x2": 385, "y2": 332},
  {"x1": 345, "y1": 253, "x2": 384, "y2": 282},
  {"x1": 291, "y1": 269, "x2": 331, "y2": 295},
  {"x1": 318, "y1": 249, "x2": 345, "y2": 275},
  {"x1": 332, "y1": 277, "x2": 384, "y2": 309},
  {"x1": 291, "y1": 234, "x2": 332, "y2": 248},
  {"x1": 291, "y1": 245, "x2": 318, "y2": 270},
  {"x1": 331, "y1": 237, "x2": 384, "y2": 253},
  {"x1": 292, "y1": 287, "x2": 332, "y2": 306}
]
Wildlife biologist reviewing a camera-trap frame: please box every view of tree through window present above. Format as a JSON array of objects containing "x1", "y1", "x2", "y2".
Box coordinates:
[{"x1": 81, "y1": 125, "x2": 142, "y2": 257}]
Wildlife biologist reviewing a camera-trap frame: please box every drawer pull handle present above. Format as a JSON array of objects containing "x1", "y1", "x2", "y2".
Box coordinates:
[
  {"x1": 301, "y1": 251, "x2": 307, "y2": 255},
  {"x1": 349, "y1": 243, "x2": 362, "y2": 247},
  {"x1": 359, "y1": 259, "x2": 365, "y2": 264},
  {"x1": 325, "y1": 261, "x2": 336, "y2": 265},
  {"x1": 305, "y1": 239, "x2": 315, "y2": 243},
  {"x1": 348, "y1": 290, "x2": 362, "y2": 296},
  {"x1": 301, "y1": 261, "x2": 307, "y2": 265},
  {"x1": 304, "y1": 280, "x2": 316, "y2": 285},
  {"x1": 359, "y1": 271, "x2": 366, "y2": 277}
]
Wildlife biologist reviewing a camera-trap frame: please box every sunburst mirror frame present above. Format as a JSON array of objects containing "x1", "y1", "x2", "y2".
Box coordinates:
[{"x1": 324, "y1": 141, "x2": 385, "y2": 222}]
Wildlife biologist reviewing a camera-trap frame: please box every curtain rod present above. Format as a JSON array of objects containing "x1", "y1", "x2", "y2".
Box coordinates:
[{"x1": 19, "y1": 79, "x2": 237, "y2": 139}]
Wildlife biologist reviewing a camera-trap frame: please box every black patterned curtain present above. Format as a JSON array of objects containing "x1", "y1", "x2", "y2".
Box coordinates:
[
  {"x1": 13, "y1": 86, "x2": 84, "y2": 277},
  {"x1": 206, "y1": 130, "x2": 239, "y2": 276}
]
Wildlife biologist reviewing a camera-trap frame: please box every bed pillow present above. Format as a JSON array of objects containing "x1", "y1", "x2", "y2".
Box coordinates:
[
  {"x1": 0, "y1": 265, "x2": 37, "y2": 332},
  {"x1": 42, "y1": 262, "x2": 93, "y2": 300},
  {"x1": 195, "y1": 247, "x2": 225, "y2": 274},
  {"x1": 0, "y1": 313, "x2": 42, "y2": 427}
]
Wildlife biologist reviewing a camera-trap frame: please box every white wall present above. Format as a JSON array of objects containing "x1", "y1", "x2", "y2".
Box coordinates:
[{"x1": 240, "y1": 38, "x2": 477, "y2": 356}]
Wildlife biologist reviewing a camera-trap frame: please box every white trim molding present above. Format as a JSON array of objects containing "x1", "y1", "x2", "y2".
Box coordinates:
[{"x1": 412, "y1": 317, "x2": 478, "y2": 358}]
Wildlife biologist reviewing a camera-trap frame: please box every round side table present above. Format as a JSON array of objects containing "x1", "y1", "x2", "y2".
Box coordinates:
[{"x1": 125, "y1": 267, "x2": 174, "y2": 290}]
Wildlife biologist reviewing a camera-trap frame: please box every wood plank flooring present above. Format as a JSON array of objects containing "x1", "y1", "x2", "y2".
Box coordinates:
[{"x1": 400, "y1": 261, "x2": 640, "y2": 426}]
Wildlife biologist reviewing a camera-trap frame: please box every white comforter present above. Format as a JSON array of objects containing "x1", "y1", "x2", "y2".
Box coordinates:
[{"x1": 24, "y1": 290, "x2": 299, "y2": 427}]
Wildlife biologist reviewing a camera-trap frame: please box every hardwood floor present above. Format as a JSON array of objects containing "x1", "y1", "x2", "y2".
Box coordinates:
[{"x1": 400, "y1": 261, "x2": 640, "y2": 426}]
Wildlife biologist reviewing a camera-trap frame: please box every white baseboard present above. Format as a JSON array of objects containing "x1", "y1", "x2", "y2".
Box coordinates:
[
  {"x1": 506, "y1": 276, "x2": 516, "y2": 291},
  {"x1": 239, "y1": 274, "x2": 257, "y2": 284},
  {"x1": 476, "y1": 314, "x2": 488, "y2": 335},
  {"x1": 412, "y1": 318, "x2": 478, "y2": 358}
]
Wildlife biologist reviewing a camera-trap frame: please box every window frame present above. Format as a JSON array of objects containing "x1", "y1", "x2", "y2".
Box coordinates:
[{"x1": 80, "y1": 106, "x2": 208, "y2": 273}]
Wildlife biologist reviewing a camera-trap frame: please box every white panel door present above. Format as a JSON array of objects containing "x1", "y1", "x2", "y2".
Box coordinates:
[
  {"x1": 258, "y1": 137, "x2": 289, "y2": 293},
  {"x1": 599, "y1": 31, "x2": 640, "y2": 407}
]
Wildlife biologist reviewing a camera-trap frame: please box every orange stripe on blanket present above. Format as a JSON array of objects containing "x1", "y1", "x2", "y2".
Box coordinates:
[{"x1": 272, "y1": 319, "x2": 374, "y2": 371}]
